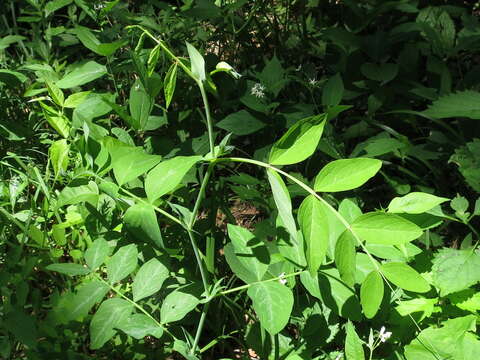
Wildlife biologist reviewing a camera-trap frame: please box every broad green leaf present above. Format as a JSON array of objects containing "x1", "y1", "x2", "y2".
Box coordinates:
[
  {"x1": 360, "y1": 62, "x2": 398, "y2": 83},
  {"x1": 56, "y1": 61, "x2": 107, "y2": 89},
  {"x1": 117, "y1": 314, "x2": 163, "y2": 339},
  {"x1": 45, "y1": 0, "x2": 73, "y2": 17},
  {"x1": 355, "y1": 253, "x2": 380, "y2": 284},
  {"x1": 107, "y1": 244, "x2": 138, "y2": 284},
  {"x1": 73, "y1": 26, "x2": 125, "y2": 56},
  {"x1": 423, "y1": 90, "x2": 480, "y2": 119},
  {"x1": 46, "y1": 80, "x2": 64, "y2": 106},
  {"x1": 0, "y1": 35, "x2": 26, "y2": 50},
  {"x1": 432, "y1": 248, "x2": 480, "y2": 296},
  {"x1": 396, "y1": 298, "x2": 438, "y2": 321},
  {"x1": 46, "y1": 263, "x2": 90, "y2": 276},
  {"x1": 223, "y1": 242, "x2": 258, "y2": 284},
  {"x1": 145, "y1": 156, "x2": 202, "y2": 203},
  {"x1": 148, "y1": 44, "x2": 161, "y2": 76},
  {"x1": 381, "y1": 262, "x2": 430, "y2": 293},
  {"x1": 132, "y1": 258, "x2": 169, "y2": 302},
  {"x1": 84, "y1": 238, "x2": 110, "y2": 270},
  {"x1": 48, "y1": 139, "x2": 69, "y2": 178},
  {"x1": 339, "y1": 198, "x2": 362, "y2": 223},
  {"x1": 450, "y1": 195, "x2": 469, "y2": 214},
  {"x1": 335, "y1": 230, "x2": 356, "y2": 287},
  {"x1": 129, "y1": 79, "x2": 153, "y2": 130},
  {"x1": 448, "y1": 290, "x2": 480, "y2": 313},
  {"x1": 0, "y1": 69, "x2": 27, "y2": 87},
  {"x1": 345, "y1": 321, "x2": 365, "y2": 360},
  {"x1": 247, "y1": 282, "x2": 293, "y2": 335},
  {"x1": 314, "y1": 158, "x2": 382, "y2": 192},
  {"x1": 298, "y1": 195, "x2": 329, "y2": 275},
  {"x1": 227, "y1": 224, "x2": 269, "y2": 281},
  {"x1": 186, "y1": 42, "x2": 205, "y2": 82},
  {"x1": 4, "y1": 310, "x2": 37, "y2": 348},
  {"x1": 404, "y1": 315, "x2": 478, "y2": 360},
  {"x1": 322, "y1": 73, "x2": 344, "y2": 107},
  {"x1": 56, "y1": 180, "x2": 99, "y2": 208},
  {"x1": 90, "y1": 298, "x2": 133, "y2": 349},
  {"x1": 303, "y1": 268, "x2": 361, "y2": 320},
  {"x1": 64, "y1": 280, "x2": 109, "y2": 322},
  {"x1": 351, "y1": 212, "x2": 423, "y2": 245},
  {"x1": 164, "y1": 62, "x2": 177, "y2": 109},
  {"x1": 123, "y1": 203, "x2": 164, "y2": 249},
  {"x1": 161, "y1": 287, "x2": 200, "y2": 324},
  {"x1": 216, "y1": 110, "x2": 266, "y2": 135},
  {"x1": 269, "y1": 114, "x2": 326, "y2": 165},
  {"x1": 267, "y1": 169, "x2": 297, "y2": 242},
  {"x1": 388, "y1": 192, "x2": 449, "y2": 214},
  {"x1": 40, "y1": 101, "x2": 70, "y2": 138},
  {"x1": 107, "y1": 143, "x2": 161, "y2": 186},
  {"x1": 360, "y1": 270, "x2": 384, "y2": 319},
  {"x1": 63, "y1": 91, "x2": 91, "y2": 108}
]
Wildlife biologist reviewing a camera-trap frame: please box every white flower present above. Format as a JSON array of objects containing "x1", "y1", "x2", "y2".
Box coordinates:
[
  {"x1": 250, "y1": 83, "x2": 266, "y2": 98},
  {"x1": 278, "y1": 272, "x2": 287, "y2": 285},
  {"x1": 308, "y1": 78, "x2": 319, "y2": 86},
  {"x1": 379, "y1": 326, "x2": 392, "y2": 343}
]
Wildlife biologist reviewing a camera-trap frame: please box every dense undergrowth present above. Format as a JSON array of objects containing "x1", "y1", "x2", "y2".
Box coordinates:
[{"x1": 1, "y1": 1, "x2": 480, "y2": 359}]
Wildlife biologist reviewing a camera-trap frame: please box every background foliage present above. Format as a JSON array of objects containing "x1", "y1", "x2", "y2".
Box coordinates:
[{"x1": 1, "y1": 0, "x2": 480, "y2": 359}]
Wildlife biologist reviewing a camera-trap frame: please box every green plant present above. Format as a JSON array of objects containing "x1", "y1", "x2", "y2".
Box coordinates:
[{"x1": 2, "y1": 1, "x2": 480, "y2": 359}]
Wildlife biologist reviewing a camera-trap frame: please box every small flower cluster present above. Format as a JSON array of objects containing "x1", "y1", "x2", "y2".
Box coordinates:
[
  {"x1": 94, "y1": 2, "x2": 105, "y2": 10},
  {"x1": 379, "y1": 326, "x2": 392, "y2": 343},
  {"x1": 251, "y1": 83, "x2": 266, "y2": 98}
]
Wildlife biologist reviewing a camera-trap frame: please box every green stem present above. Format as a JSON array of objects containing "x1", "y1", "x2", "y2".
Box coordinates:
[
  {"x1": 185, "y1": 165, "x2": 215, "y2": 355},
  {"x1": 190, "y1": 303, "x2": 210, "y2": 355},
  {"x1": 219, "y1": 270, "x2": 304, "y2": 296},
  {"x1": 198, "y1": 82, "x2": 215, "y2": 156}
]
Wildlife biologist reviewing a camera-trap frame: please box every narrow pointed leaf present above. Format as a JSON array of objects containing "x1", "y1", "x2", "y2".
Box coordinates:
[
  {"x1": 117, "y1": 314, "x2": 163, "y2": 339},
  {"x1": 247, "y1": 282, "x2": 293, "y2": 335},
  {"x1": 46, "y1": 263, "x2": 90, "y2": 276},
  {"x1": 269, "y1": 114, "x2": 326, "y2": 165},
  {"x1": 123, "y1": 203, "x2": 164, "y2": 249},
  {"x1": 227, "y1": 224, "x2": 269, "y2": 281},
  {"x1": 164, "y1": 62, "x2": 178, "y2": 109},
  {"x1": 132, "y1": 258, "x2": 169, "y2": 301},
  {"x1": 345, "y1": 321, "x2": 365, "y2": 360},
  {"x1": 335, "y1": 230, "x2": 356, "y2": 287},
  {"x1": 314, "y1": 158, "x2": 382, "y2": 192},
  {"x1": 90, "y1": 298, "x2": 133, "y2": 349},
  {"x1": 351, "y1": 212, "x2": 423, "y2": 245},
  {"x1": 186, "y1": 42, "x2": 205, "y2": 81},
  {"x1": 360, "y1": 270, "x2": 384, "y2": 318},
  {"x1": 298, "y1": 195, "x2": 329, "y2": 275},
  {"x1": 107, "y1": 244, "x2": 138, "y2": 284},
  {"x1": 84, "y1": 238, "x2": 110, "y2": 270},
  {"x1": 56, "y1": 61, "x2": 107, "y2": 89},
  {"x1": 381, "y1": 262, "x2": 430, "y2": 293},
  {"x1": 107, "y1": 143, "x2": 161, "y2": 186},
  {"x1": 388, "y1": 192, "x2": 449, "y2": 214},
  {"x1": 267, "y1": 169, "x2": 298, "y2": 242},
  {"x1": 145, "y1": 156, "x2": 202, "y2": 203},
  {"x1": 161, "y1": 288, "x2": 200, "y2": 324}
]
